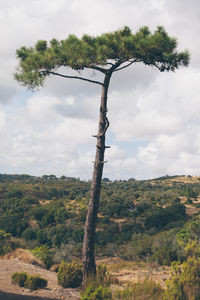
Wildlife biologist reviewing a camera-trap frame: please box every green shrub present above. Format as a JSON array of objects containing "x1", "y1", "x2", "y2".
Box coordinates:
[
  {"x1": 81, "y1": 282, "x2": 112, "y2": 300},
  {"x1": 22, "y1": 228, "x2": 36, "y2": 240},
  {"x1": 31, "y1": 245, "x2": 53, "y2": 269},
  {"x1": 165, "y1": 241, "x2": 200, "y2": 300},
  {"x1": 81, "y1": 265, "x2": 112, "y2": 300},
  {"x1": 145, "y1": 204, "x2": 186, "y2": 230},
  {"x1": 96, "y1": 265, "x2": 111, "y2": 286},
  {"x1": 24, "y1": 275, "x2": 47, "y2": 291},
  {"x1": 152, "y1": 246, "x2": 178, "y2": 265},
  {"x1": 119, "y1": 234, "x2": 153, "y2": 261},
  {"x1": 57, "y1": 261, "x2": 82, "y2": 288},
  {"x1": 151, "y1": 229, "x2": 184, "y2": 265},
  {"x1": 11, "y1": 272, "x2": 47, "y2": 291},
  {"x1": 11, "y1": 272, "x2": 28, "y2": 287},
  {"x1": 0, "y1": 230, "x2": 15, "y2": 255}
]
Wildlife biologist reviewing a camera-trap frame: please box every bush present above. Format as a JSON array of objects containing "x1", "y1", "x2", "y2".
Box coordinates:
[
  {"x1": 81, "y1": 282, "x2": 112, "y2": 300},
  {"x1": 31, "y1": 245, "x2": 53, "y2": 269},
  {"x1": 100, "y1": 242, "x2": 118, "y2": 257},
  {"x1": 81, "y1": 265, "x2": 112, "y2": 300},
  {"x1": 165, "y1": 241, "x2": 200, "y2": 300},
  {"x1": 22, "y1": 228, "x2": 36, "y2": 240},
  {"x1": 0, "y1": 230, "x2": 12, "y2": 255},
  {"x1": 119, "y1": 234, "x2": 153, "y2": 261},
  {"x1": 152, "y1": 246, "x2": 178, "y2": 266},
  {"x1": 53, "y1": 242, "x2": 76, "y2": 264},
  {"x1": 57, "y1": 261, "x2": 82, "y2": 288},
  {"x1": 96, "y1": 265, "x2": 111, "y2": 286},
  {"x1": 11, "y1": 272, "x2": 47, "y2": 291},
  {"x1": 151, "y1": 229, "x2": 184, "y2": 265},
  {"x1": 145, "y1": 204, "x2": 186, "y2": 230},
  {"x1": 11, "y1": 272, "x2": 28, "y2": 287},
  {"x1": 24, "y1": 275, "x2": 47, "y2": 291}
]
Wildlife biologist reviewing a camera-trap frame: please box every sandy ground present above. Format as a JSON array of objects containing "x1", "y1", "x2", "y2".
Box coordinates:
[{"x1": 0, "y1": 258, "x2": 80, "y2": 300}]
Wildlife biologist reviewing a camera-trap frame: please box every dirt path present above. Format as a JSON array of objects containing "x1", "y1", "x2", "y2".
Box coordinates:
[{"x1": 0, "y1": 258, "x2": 80, "y2": 300}]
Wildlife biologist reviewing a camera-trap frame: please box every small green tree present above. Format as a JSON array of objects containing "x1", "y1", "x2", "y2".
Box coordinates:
[{"x1": 15, "y1": 26, "x2": 189, "y2": 282}]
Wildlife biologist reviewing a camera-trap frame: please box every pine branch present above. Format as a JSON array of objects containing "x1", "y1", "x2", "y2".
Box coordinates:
[
  {"x1": 114, "y1": 59, "x2": 138, "y2": 72},
  {"x1": 45, "y1": 71, "x2": 104, "y2": 86},
  {"x1": 106, "y1": 62, "x2": 114, "y2": 65},
  {"x1": 89, "y1": 65, "x2": 107, "y2": 73}
]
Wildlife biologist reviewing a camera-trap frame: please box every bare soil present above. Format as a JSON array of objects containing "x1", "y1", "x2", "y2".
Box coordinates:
[{"x1": 0, "y1": 258, "x2": 80, "y2": 300}]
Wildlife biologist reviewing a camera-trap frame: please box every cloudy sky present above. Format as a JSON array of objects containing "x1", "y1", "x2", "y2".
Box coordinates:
[{"x1": 0, "y1": 0, "x2": 199, "y2": 180}]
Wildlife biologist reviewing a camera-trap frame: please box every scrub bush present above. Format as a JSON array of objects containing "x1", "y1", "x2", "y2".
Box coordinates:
[
  {"x1": 11, "y1": 272, "x2": 47, "y2": 291},
  {"x1": 81, "y1": 282, "x2": 112, "y2": 300},
  {"x1": 11, "y1": 272, "x2": 28, "y2": 287},
  {"x1": 57, "y1": 261, "x2": 82, "y2": 288},
  {"x1": 24, "y1": 275, "x2": 47, "y2": 291},
  {"x1": 165, "y1": 241, "x2": 200, "y2": 300},
  {"x1": 31, "y1": 245, "x2": 53, "y2": 268},
  {"x1": 80, "y1": 265, "x2": 112, "y2": 300}
]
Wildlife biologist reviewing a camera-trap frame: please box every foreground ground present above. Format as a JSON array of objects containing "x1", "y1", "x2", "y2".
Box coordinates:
[
  {"x1": 0, "y1": 258, "x2": 80, "y2": 300},
  {"x1": 0, "y1": 254, "x2": 171, "y2": 300}
]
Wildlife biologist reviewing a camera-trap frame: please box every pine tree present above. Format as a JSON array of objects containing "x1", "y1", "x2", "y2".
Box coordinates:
[{"x1": 15, "y1": 26, "x2": 190, "y2": 282}]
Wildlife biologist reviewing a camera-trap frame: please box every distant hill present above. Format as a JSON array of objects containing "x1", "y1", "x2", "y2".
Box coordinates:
[{"x1": 0, "y1": 174, "x2": 200, "y2": 266}]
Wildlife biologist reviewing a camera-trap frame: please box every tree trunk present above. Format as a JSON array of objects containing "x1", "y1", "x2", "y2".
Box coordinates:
[{"x1": 82, "y1": 74, "x2": 111, "y2": 282}]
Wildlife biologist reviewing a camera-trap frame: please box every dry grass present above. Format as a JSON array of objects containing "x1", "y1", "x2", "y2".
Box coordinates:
[
  {"x1": 185, "y1": 204, "x2": 200, "y2": 216},
  {"x1": 97, "y1": 258, "x2": 170, "y2": 288},
  {"x1": 105, "y1": 259, "x2": 147, "y2": 273},
  {"x1": 110, "y1": 218, "x2": 128, "y2": 224},
  {"x1": 113, "y1": 278, "x2": 165, "y2": 300},
  {"x1": 151, "y1": 176, "x2": 200, "y2": 186},
  {"x1": 179, "y1": 195, "x2": 200, "y2": 216},
  {"x1": 39, "y1": 200, "x2": 51, "y2": 205},
  {"x1": 0, "y1": 248, "x2": 45, "y2": 268},
  {"x1": 169, "y1": 176, "x2": 200, "y2": 183}
]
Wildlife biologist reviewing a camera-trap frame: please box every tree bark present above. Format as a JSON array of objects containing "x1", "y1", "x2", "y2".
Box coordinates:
[{"x1": 82, "y1": 73, "x2": 111, "y2": 282}]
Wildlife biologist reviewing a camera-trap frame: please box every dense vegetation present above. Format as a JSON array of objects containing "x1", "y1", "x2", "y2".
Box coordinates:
[{"x1": 0, "y1": 174, "x2": 200, "y2": 267}]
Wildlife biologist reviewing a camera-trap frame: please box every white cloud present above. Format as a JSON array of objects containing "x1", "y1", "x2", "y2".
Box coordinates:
[{"x1": 0, "y1": 93, "x2": 97, "y2": 177}]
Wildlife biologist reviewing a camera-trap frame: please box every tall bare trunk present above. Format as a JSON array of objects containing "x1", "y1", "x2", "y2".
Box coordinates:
[{"x1": 82, "y1": 74, "x2": 111, "y2": 281}]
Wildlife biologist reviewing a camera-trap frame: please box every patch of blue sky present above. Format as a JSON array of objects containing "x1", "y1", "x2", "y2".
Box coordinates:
[
  {"x1": 106, "y1": 132, "x2": 149, "y2": 157},
  {"x1": 2, "y1": 90, "x2": 35, "y2": 113},
  {"x1": 14, "y1": 90, "x2": 35, "y2": 107}
]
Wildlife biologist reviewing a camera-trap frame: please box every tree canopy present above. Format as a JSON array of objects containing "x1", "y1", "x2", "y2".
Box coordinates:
[{"x1": 15, "y1": 26, "x2": 189, "y2": 89}]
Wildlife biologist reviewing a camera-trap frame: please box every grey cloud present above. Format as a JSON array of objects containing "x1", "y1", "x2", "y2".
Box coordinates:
[
  {"x1": 0, "y1": 87, "x2": 16, "y2": 104},
  {"x1": 162, "y1": 0, "x2": 200, "y2": 67},
  {"x1": 110, "y1": 64, "x2": 158, "y2": 93},
  {"x1": 52, "y1": 96, "x2": 99, "y2": 120},
  {"x1": 43, "y1": 69, "x2": 103, "y2": 99}
]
